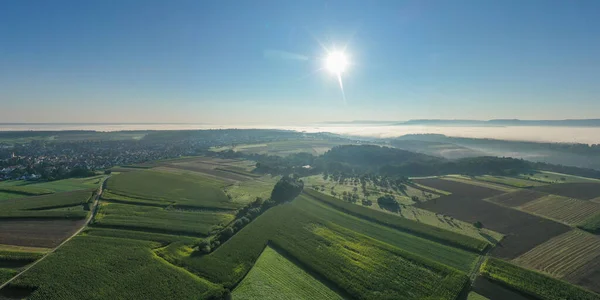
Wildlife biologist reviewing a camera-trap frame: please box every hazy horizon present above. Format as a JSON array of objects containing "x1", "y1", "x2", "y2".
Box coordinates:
[
  {"x1": 2, "y1": 123, "x2": 600, "y2": 145},
  {"x1": 2, "y1": 1, "x2": 600, "y2": 123}
]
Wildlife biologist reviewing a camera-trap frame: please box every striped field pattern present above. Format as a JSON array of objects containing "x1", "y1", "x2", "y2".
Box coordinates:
[
  {"x1": 519, "y1": 195, "x2": 600, "y2": 225},
  {"x1": 513, "y1": 230, "x2": 600, "y2": 278}
]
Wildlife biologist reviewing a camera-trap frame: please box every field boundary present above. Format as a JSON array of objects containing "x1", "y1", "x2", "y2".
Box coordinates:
[
  {"x1": 304, "y1": 189, "x2": 489, "y2": 253},
  {"x1": 0, "y1": 176, "x2": 109, "y2": 291}
]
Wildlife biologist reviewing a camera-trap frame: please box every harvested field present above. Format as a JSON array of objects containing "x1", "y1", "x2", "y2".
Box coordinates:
[
  {"x1": 414, "y1": 179, "x2": 570, "y2": 259},
  {"x1": 565, "y1": 255, "x2": 600, "y2": 294},
  {"x1": 513, "y1": 230, "x2": 600, "y2": 279},
  {"x1": 520, "y1": 195, "x2": 600, "y2": 225},
  {"x1": 472, "y1": 277, "x2": 534, "y2": 300},
  {"x1": 533, "y1": 183, "x2": 600, "y2": 200},
  {"x1": 485, "y1": 190, "x2": 546, "y2": 207},
  {"x1": 0, "y1": 219, "x2": 85, "y2": 248}
]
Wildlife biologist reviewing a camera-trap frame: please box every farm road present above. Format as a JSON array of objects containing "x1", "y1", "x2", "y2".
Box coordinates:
[{"x1": 0, "y1": 176, "x2": 110, "y2": 291}]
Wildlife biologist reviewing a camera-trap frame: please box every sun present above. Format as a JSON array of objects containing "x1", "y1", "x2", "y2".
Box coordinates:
[{"x1": 325, "y1": 51, "x2": 348, "y2": 74}]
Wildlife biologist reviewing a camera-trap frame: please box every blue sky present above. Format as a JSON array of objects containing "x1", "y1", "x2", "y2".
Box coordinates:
[{"x1": 1, "y1": 0, "x2": 599, "y2": 124}]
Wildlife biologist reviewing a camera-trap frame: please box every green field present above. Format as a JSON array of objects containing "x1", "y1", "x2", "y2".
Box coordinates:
[
  {"x1": 0, "y1": 186, "x2": 55, "y2": 196},
  {"x1": 83, "y1": 228, "x2": 200, "y2": 245},
  {"x1": 467, "y1": 292, "x2": 489, "y2": 300},
  {"x1": 0, "y1": 190, "x2": 93, "y2": 219},
  {"x1": 105, "y1": 170, "x2": 239, "y2": 210},
  {"x1": 481, "y1": 257, "x2": 600, "y2": 300},
  {"x1": 0, "y1": 268, "x2": 17, "y2": 285},
  {"x1": 0, "y1": 176, "x2": 105, "y2": 194},
  {"x1": 296, "y1": 195, "x2": 479, "y2": 272},
  {"x1": 5, "y1": 235, "x2": 226, "y2": 299},
  {"x1": 94, "y1": 202, "x2": 234, "y2": 236},
  {"x1": 523, "y1": 171, "x2": 600, "y2": 184},
  {"x1": 224, "y1": 175, "x2": 280, "y2": 204},
  {"x1": 232, "y1": 246, "x2": 342, "y2": 300},
  {"x1": 304, "y1": 189, "x2": 490, "y2": 252},
  {"x1": 0, "y1": 190, "x2": 92, "y2": 211},
  {"x1": 397, "y1": 205, "x2": 504, "y2": 243},
  {"x1": 304, "y1": 175, "x2": 437, "y2": 206},
  {"x1": 161, "y1": 195, "x2": 472, "y2": 299},
  {"x1": 212, "y1": 139, "x2": 350, "y2": 156}
]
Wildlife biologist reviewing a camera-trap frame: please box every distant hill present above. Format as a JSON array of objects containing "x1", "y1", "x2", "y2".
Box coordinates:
[
  {"x1": 396, "y1": 119, "x2": 600, "y2": 127},
  {"x1": 394, "y1": 134, "x2": 600, "y2": 171}
]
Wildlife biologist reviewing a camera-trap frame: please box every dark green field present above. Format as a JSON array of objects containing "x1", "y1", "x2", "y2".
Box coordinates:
[
  {"x1": 3, "y1": 236, "x2": 226, "y2": 300},
  {"x1": 0, "y1": 190, "x2": 93, "y2": 219},
  {"x1": 94, "y1": 203, "x2": 234, "y2": 236},
  {"x1": 159, "y1": 194, "x2": 472, "y2": 299},
  {"x1": 105, "y1": 170, "x2": 239, "y2": 210}
]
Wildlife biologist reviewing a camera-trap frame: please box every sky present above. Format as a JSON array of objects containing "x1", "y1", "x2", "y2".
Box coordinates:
[{"x1": 1, "y1": 0, "x2": 599, "y2": 124}]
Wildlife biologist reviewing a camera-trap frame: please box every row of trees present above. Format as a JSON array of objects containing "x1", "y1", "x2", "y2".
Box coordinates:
[{"x1": 197, "y1": 175, "x2": 304, "y2": 254}]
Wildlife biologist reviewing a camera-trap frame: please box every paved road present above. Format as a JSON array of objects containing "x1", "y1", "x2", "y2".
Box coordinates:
[{"x1": 0, "y1": 176, "x2": 109, "y2": 291}]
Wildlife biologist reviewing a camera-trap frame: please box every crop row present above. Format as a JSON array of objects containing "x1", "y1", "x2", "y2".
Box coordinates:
[
  {"x1": 93, "y1": 203, "x2": 234, "y2": 236},
  {"x1": 0, "y1": 186, "x2": 55, "y2": 196},
  {"x1": 481, "y1": 257, "x2": 600, "y2": 300},
  {"x1": 0, "y1": 190, "x2": 92, "y2": 212},
  {"x1": 0, "y1": 250, "x2": 44, "y2": 262},
  {"x1": 7, "y1": 235, "x2": 226, "y2": 299},
  {"x1": 513, "y1": 230, "x2": 600, "y2": 278},
  {"x1": 0, "y1": 210, "x2": 87, "y2": 220},
  {"x1": 294, "y1": 195, "x2": 478, "y2": 272},
  {"x1": 160, "y1": 195, "x2": 471, "y2": 299},
  {"x1": 520, "y1": 195, "x2": 600, "y2": 225},
  {"x1": 83, "y1": 228, "x2": 200, "y2": 246},
  {"x1": 304, "y1": 188, "x2": 489, "y2": 252},
  {"x1": 105, "y1": 170, "x2": 240, "y2": 210},
  {"x1": 232, "y1": 246, "x2": 343, "y2": 299},
  {"x1": 0, "y1": 250, "x2": 44, "y2": 268},
  {"x1": 0, "y1": 268, "x2": 17, "y2": 285}
]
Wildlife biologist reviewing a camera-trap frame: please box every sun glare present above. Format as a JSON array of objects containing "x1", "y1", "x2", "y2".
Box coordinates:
[{"x1": 325, "y1": 51, "x2": 348, "y2": 74}]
